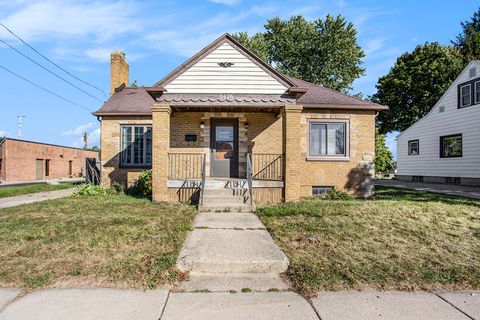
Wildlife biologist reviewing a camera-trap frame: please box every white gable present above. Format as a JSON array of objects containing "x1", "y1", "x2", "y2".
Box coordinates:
[{"x1": 164, "y1": 42, "x2": 288, "y2": 94}]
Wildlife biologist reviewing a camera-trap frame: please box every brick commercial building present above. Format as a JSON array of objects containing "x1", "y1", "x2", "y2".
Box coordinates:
[
  {"x1": 0, "y1": 138, "x2": 98, "y2": 183},
  {"x1": 94, "y1": 34, "x2": 387, "y2": 205}
]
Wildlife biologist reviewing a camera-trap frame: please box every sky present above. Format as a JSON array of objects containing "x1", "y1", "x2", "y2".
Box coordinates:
[{"x1": 0, "y1": 0, "x2": 478, "y2": 158}]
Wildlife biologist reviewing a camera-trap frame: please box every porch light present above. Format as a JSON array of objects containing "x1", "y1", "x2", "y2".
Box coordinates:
[
  {"x1": 244, "y1": 122, "x2": 249, "y2": 129},
  {"x1": 200, "y1": 122, "x2": 205, "y2": 129}
]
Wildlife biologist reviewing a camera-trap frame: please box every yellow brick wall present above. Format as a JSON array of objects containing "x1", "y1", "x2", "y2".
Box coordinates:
[
  {"x1": 296, "y1": 109, "x2": 376, "y2": 198},
  {"x1": 100, "y1": 115, "x2": 152, "y2": 187}
]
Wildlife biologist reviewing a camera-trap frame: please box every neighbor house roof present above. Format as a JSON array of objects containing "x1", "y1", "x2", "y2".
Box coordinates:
[{"x1": 0, "y1": 138, "x2": 99, "y2": 152}]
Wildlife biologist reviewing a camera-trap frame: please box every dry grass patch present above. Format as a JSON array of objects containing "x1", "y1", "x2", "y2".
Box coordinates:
[
  {"x1": 257, "y1": 187, "x2": 480, "y2": 296},
  {"x1": 0, "y1": 194, "x2": 196, "y2": 290}
]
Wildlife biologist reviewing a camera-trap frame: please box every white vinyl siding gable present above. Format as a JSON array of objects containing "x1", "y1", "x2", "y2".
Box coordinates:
[
  {"x1": 397, "y1": 61, "x2": 480, "y2": 178},
  {"x1": 164, "y1": 42, "x2": 288, "y2": 94}
]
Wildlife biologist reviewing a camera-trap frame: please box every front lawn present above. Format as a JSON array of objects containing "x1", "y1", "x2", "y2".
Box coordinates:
[
  {"x1": 0, "y1": 194, "x2": 196, "y2": 289},
  {"x1": 0, "y1": 182, "x2": 75, "y2": 198},
  {"x1": 257, "y1": 186, "x2": 480, "y2": 296}
]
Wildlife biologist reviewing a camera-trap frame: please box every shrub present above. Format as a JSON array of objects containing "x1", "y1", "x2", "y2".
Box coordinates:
[
  {"x1": 72, "y1": 184, "x2": 109, "y2": 196},
  {"x1": 323, "y1": 189, "x2": 354, "y2": 200},
  {"x1": 128, "y1": 170, "x2": 152, "y2": 197},
  {"x1": 112, "y1": 181, "x2": 126, "y2": 194}
]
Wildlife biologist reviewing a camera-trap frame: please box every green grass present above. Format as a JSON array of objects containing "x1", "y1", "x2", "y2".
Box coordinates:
[
  {"x1": 0, "y1": 194, "x2": 196, "y2": 290},
  {"x1": 257, "y1": 186, "x2": 480, "y2": 296},
  {"x1": 0, "y1": 183, "x2": 75, "y2": 198}
]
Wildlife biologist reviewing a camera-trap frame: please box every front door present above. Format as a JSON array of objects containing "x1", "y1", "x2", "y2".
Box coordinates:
[{"x1": 210, "y1": 119, "x2": 238, "y2": 178}]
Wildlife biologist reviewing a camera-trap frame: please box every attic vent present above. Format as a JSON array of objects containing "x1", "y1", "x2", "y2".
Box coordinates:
[
  {"x1": 469, "y1": 67, "x2": 476, "y2": 77},
  {"x1": 438, "y1": 106, "x2": 445, "y2": 113},
  {"x1": 218, "y1": 62, "x2": 234, "y2": 68}
]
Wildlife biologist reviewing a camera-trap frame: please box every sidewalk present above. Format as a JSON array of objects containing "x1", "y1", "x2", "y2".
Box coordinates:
[
  {"x1": 0, "y1": 188, "x2": 75, "y2": 209},
  {"x1": 0, "y1": 288, "x2": 478, "y2": 319},
  {"x1": 375, "y1": 179, "x2": 480, "y2": 200}
]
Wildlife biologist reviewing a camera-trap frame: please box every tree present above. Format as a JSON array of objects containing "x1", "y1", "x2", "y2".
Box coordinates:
[
  {"x1": 373, "y1": 43, "x2": 463, "y2": 133},
  {"x1": 453, "y1": 7, "x2": 480, "y2": 62},
  {"x1": 375, "y1": 129, "x2": 393, "y2": 174},
  {"x1": 233, "y1": 15, "x2": 365, "y2": 93}
]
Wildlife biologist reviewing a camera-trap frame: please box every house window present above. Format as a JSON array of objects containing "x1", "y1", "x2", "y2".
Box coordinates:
[
  {"x1": 45, "y1": 159, "x2": 50, "y2": 177},
  {"x1": 408, "y1": 140, "x2": 419, "y2": 155},
  {"x1": 308, "y1": 120, "x2": 348, "y2": 159},
  {"x1": 121, "y1": 125, "x2": 152, "y2": 166},
  {"x1": 458, "y1": 77, "x2": 480, "y2": 108},
  {"x1": 440, "y1": 134, "x2": 462, "y2": 158},
  {"x1": 475, "y1": 81, "x2": 480, "y2": 104},
  {"x1": 460, "y1": 84, "x2": 471, "y2": 107},
  {"x1": 446, "y1": 177, "x2": 461, "y2": 185},
  {"x1": 312, "y1": 186, "x2": 334, "y2": 196}
]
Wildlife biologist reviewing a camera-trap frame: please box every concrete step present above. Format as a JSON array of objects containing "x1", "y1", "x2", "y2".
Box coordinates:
[
  {"x1": 177, "y1": 229, "x2": 289, "y2": 274},
  {"x1": 179, "y1": 273, "x2": 288, "y2": 292},
  {"x1": 198, "y1": 204, "x2": 252, "y2": 213},
  {"x1": 201, "y1": 196, "x2": 246, "y2": 204},
  {"x1": 193, "y1": 212, "x2": 265, "y2": 229}
]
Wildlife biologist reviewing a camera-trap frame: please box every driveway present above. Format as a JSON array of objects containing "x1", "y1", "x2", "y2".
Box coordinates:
[
  {"x1": 0, "y1": 188, "x2": 75, "y2": 209},
  {"x1": 375, "y1": 179, "x2": 480, "y2": 200}
]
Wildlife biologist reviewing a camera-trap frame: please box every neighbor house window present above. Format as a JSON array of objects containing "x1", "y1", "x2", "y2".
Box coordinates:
[
  {"x1": 408, "y1": 140, "x2": 419, "y2": 155},
  {"x1": 308, "y1": 120, "x2": 348, "y2": 159},
  {"x1": 45, "y1": 159, "x2": 50, "y2": 177},
  {"x1": 440, "y1": 134, "x2": 462, "y2": 158},
  {"x1": 458, "y1": 77, "x2": 480, "y2": 108},
  {"x1": 121, "y1": 125, "x2": 152, "y2": 166},
  {"x1": 475, "y1": 81, "x2": 480, "y2": 104},
  {"x1": 460, "y1": 84, "x2": 471, "y2": 107}
]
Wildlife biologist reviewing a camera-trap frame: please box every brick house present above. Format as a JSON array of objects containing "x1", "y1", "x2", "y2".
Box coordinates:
[
  {"x1": 94, "y1": 34, "x2": 386, "y2": 205},
  {"x1": 0, "y1": 138, "x2": 98, "y2": 183}
]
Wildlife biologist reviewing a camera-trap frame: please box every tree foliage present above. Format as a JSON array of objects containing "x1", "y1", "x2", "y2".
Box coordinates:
[
  {"x1": 375, "y1": 129, "x2": 394, "y2": 174},
  {"x1": 233, "y1": 15, "x2": 365, "y2": 93},
  {"x1": 453, "y1": 7, "x2": 480, "y2": 62},
  {"x1": 373, "y1": 43, "x2": 464, "y2": 133}
]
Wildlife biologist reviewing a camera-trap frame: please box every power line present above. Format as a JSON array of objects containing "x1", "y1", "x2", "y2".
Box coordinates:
[
  {"x1": 0, "y1": 38, "x2": 103, "y2": 103},
  {"x1": 0, "y1": 22, "x2": 108, "y2": 98},
  {"x1": 0, "y1": 64, "x2": 93, "y2": 112}
]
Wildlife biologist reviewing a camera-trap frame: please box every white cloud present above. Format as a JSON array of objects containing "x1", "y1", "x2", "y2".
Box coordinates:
[
  {"x1": 0, "y1": 130, "x2": 11, "y2": 137},
  {"x1": 62, "y1": 122, "x2": 94, "y2": 136},
  {"x1": 364, "y1": 37, "x2": 386, "y2": 55},
  {"x1": 70, "y1": 128, "x2": 100, "y2": 148},
  {"x1": 0, "y1": 0, "x2": 141, "y2": 43},
  {"x1": 208, "y1": 0, "x2": 240, "y2": 6}
]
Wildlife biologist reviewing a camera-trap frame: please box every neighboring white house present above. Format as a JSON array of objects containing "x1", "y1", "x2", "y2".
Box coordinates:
[{"x1": 397, "y1": 60, "x2": 480, "y2": 186}]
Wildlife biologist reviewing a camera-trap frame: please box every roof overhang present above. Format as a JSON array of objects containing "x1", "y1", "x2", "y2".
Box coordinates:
[{"x1": 302, "y1": 103, "x2": 388, "y2": 111}]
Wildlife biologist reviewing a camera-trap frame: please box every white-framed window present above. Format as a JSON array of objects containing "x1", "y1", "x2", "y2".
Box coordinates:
[
  {"x1": 121, "y1": 125, "x2": 152, "y2": 166},
  {"x1": 460, "y1": 84, "x2": 471, "y2": 108},
  {"x1": 308, "y1": 119, "x2": 349, "y2": 160},
  {"x1": 408, "y1": 140, "x2": 419, "y2": 155},
  {"x1": 475, "y1": 81, "x2": 480, "y2": 104}
]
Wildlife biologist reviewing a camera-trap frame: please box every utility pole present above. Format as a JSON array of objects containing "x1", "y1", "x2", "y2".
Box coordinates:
[{"x1": 17, "y1": 115, "x2": 26, "y2": 139}]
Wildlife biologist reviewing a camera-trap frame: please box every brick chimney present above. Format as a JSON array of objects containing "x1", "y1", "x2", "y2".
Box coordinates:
[{"x1": 110, "y1": 50, "x2": 129, "y2": 95}]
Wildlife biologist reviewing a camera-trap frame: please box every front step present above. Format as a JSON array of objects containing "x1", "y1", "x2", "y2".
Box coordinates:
[
  {"x1": 179, "y1": 273, "x2": 288, "y2": 292},
  {"x1": 198, "y1": 204, "x2": 252, "y2": 213}
]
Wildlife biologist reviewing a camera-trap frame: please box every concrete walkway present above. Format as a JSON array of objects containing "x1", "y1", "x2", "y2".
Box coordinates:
[
  {"x1": 177, "y1": 211, "x2": 289, "y2": 292},
  {"x1": 1, "y1": 288, "x2": 478, "y2": 319},
  {"x1": 375, "y1": 179, "x2": 480, "y2": 200},
  {"x1": 0, "y1": 188, "x2": 75, "y2": 209}
]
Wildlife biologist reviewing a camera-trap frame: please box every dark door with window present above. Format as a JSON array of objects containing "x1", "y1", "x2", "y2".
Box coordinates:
[{"x1": 210, "y1": 119, "x2": 238, "y2": 178}]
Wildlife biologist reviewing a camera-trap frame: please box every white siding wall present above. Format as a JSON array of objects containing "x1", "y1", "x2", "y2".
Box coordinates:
[
  {"x1": 397, "y1": 61, "x2": 480, "y2": 178},
  {"x1": 164, "y1": 42, "x2": 288, "y2": 94}
]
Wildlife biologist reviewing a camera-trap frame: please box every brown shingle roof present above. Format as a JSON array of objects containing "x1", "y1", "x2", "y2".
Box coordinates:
[
  {"x1": 286, "y1": 76, "x2": 387, "y2": 110},
  {"x1": 92, "y1": 87, "x2": 154, "y2": 116}
]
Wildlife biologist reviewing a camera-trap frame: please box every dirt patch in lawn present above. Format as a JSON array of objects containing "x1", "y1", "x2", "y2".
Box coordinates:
[
  {"x1": 257, "y1": 187, "x2": 480, "y2": 296},
  {"x1": 0, "y1": 194, "x2": 196, "y2": 290}
]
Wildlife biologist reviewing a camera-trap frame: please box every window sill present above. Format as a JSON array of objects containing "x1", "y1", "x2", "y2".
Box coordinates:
[
  {"x1": 306, "y1": 156, "x2": 350, "y2": 162},
  {"x1": 119, "y1": 164, "x2": 152, "y2": 169}
]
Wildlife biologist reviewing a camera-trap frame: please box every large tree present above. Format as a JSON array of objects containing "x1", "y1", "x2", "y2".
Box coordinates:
[
  {"x1": 374, "y1": 129, "x2": 393, "y2": 174},
  {"x1": 233, "y1": 15, "x2": 365, "y2": 93},
  {"x1": 373, "y1": 43, "x2": 463, "y2": 133},
  {"x1": 453, "y1": 7, "x2": 480, "y2": 62}
]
